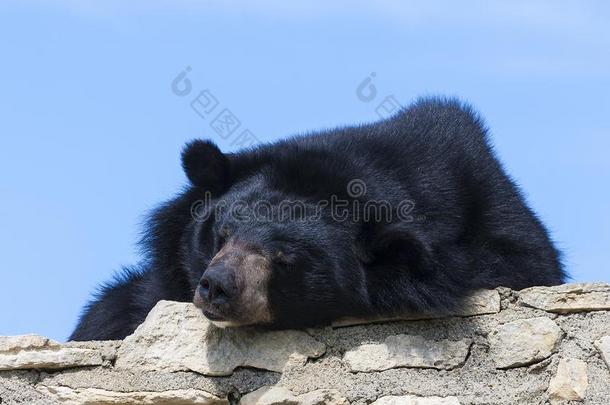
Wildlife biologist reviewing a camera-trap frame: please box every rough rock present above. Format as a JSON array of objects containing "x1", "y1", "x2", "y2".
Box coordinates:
[
  {"x1": 593, "y1": 335, "x2": 610, "y2": 370},
  {"x1": 63, "y1": 340, "x2": 122, "y2": 363},
  {"x1": 343, "y1": 334, "x2": 471, "y2": 372},
  {"x1": 547, "y1": 358, "x2": 588, "y2": 403},
  {"x1": 371, "y1": 396, "x2": 461, "y2": 405},
  {"x1": 0, "y1": 335, "x2": 53, "y2": 352},
  {"x1": 240, "y1": 386, "x2": 348, "y2": 405},
  {"x1": 2, "y1": 284, "x2": 610, "y2": 405},
  {"x1": 519, "y1": 283, "x2": 610, "y2": 313},
  {"x1": 0, "y1": 335, "x2": 105, "y2": 370},
  {"x1": 0, "y1": 370, "x2": 61, "y2": 404},
  {"x1": 489, "y1": 317, "x2": 563, "y2": 368},
  {"x1": 333, "y1": 289, "x2": 500, "y2": 327},
  {"x1": 114, "y1": 301, "x2": 326, "y2": 376},
  {"x1": 36, "y1": 385, "x2": 227, "y2": 405}
]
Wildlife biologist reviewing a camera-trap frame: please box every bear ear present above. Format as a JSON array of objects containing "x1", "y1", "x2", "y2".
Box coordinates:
[
  {"x1": 181, "y1": 139, "x2": 230, "y2": 195},
  {"x1": 366, "y1": 223, "x2": 431, "y2": 274}
]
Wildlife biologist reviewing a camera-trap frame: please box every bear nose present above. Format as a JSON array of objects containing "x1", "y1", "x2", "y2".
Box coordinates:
[{"x1": 199, "y1": 265, "x2": 236, "y2": 305}]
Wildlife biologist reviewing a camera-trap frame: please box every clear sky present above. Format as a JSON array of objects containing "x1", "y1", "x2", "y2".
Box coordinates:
[{"x1": 1, "y1": 1, "x2": 608, "y2": 341}]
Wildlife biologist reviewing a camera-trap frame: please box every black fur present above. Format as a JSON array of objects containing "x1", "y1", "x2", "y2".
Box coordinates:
[
  {"x1": 70, "y1": 98, "x2": 565, "y2": 340},
  {"x1": 181, "y1": 139, "x2": 230, "y2": 195}
]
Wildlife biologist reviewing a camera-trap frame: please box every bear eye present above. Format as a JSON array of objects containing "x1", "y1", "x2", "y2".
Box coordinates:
[
  {"x1": 215, "y1": 225, "x2": 231, "y2": 250},
  {"x1": 272, "y1": 250, "x2": 293, "y2": 264},
  {"x1": 219, "y1": 225, "x2": 231, "y2": 238}
]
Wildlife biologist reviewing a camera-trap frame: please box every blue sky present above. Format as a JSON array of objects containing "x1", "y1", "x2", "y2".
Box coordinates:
[{"x1": 0, "y1": 1, "x2": 608, "y2": 341}]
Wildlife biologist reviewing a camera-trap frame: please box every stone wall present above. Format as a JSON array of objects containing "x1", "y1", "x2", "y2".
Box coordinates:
[{"x1": 1, "y1": 283, "x2": 610, "y2": 405}]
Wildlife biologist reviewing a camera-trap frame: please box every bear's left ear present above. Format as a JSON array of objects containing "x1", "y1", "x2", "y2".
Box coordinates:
[{"x1": 181, "y1": 139, "x2": 230, "y2": 195}]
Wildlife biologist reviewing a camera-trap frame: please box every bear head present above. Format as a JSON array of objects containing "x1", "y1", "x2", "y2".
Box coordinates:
[{"x1": 179, "y1": 139, "x2": 373, "y2": 328}]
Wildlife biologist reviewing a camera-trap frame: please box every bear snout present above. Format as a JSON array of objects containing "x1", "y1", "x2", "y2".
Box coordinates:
[
  {"x1": 193, "y1": 238, "x2": 274, "y2": 326},
  {"x1": 199, "y1": 264, "x2": 238, "y2": 306}
]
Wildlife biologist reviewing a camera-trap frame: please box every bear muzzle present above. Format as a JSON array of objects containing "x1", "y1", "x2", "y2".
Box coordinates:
[{"x1": 193, "y1": 238, "x2": 273, "y2": 327}]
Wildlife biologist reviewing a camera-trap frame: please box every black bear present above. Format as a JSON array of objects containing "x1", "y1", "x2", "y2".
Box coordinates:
[{"x1": 70, "y1": 98, "x2": 565, "y2": 341}]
